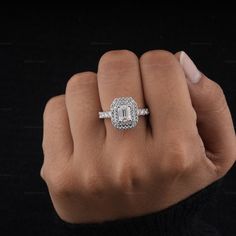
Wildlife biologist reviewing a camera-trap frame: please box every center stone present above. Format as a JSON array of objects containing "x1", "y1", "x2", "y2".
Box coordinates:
[{"x1": 118, "y1": 105, "x2": 132, "y2": 122}]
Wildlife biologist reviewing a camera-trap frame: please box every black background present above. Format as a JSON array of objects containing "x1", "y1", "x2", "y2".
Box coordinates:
[{"x1": 0, "y1": 6, "x2": 236, "y2": 235}]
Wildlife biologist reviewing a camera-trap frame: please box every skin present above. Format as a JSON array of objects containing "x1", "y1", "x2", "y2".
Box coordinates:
[{"x1": 41, "y1": 50, "x2": 236, "y2": 224}]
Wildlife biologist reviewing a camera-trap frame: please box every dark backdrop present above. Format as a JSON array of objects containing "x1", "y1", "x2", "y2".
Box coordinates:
[{"x1": 1, "y1": 6, "x2": 236, "y2": 236}]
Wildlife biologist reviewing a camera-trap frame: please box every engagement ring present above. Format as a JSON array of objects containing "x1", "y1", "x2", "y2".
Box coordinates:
[{"x1": 99, "y1": 97, "x2": 149, "y2": 130}]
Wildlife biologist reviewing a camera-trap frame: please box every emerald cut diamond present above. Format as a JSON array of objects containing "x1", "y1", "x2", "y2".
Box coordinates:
[{"x1": 110, "y1": 97, "x2": 138, "y2": 130}]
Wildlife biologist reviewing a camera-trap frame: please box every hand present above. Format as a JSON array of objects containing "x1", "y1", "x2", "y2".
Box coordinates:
[{"x1": 41, "y1": 50, "x2": 236, "y2": 223}]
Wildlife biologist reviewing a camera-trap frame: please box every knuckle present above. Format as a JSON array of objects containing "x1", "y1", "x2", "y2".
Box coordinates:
[
  {"x1": 116, "y1": 161, "x2": 142, "y2": 192},
  {"x1": 40, "y1": 165, "x2": 45, "y2": 180},
  {"x1": 209, "y1": 82, "x2": 227, "y2": 111},
  {"x1": 211, "y1": 145, "x2": 236, "y2": 178},
  {"x1": 200, "y1": 80, "x2": 228, "y2": 113},
  {"x1": 43, "y1": 95, "x2": 65, "y2": 120},
  {"x1": 82, "y1": 173, "x2": 106, "y2": 197},
  {"x1": 100, "y1": 49, "x2": 137, "y2": 63},
  {"x1": 42, "y1": 139, "x2": 47, "y2": 153},
  {"x1": 140, "y1": 50, "x2": 176, "y2": 67},
  {"x1": 98, "y1": 50, "x2": 138, "y2": 75},
  {"x1": 42, "y1": 164, "x2": 73, "y2": 196},
  {"x1": 169, "y1": 152, "x2": 190, "y2": 174},
  {"x1": 211, "y1": 81, "x2": 224, "y2": 95},
  {"x1": 66, "y1": 72, "x2": 97, "y2": 94},
  {"x1": 162, "y1": 141, "x2": 192, "y2": 175}
]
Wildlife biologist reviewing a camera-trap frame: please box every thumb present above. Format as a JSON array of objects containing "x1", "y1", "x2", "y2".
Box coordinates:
[{"x1": 176, "y1": 51, "x2": 236, "y2": 175}]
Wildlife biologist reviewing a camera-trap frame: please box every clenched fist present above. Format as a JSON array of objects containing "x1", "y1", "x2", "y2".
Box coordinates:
[{"x1": 41, "y1": 50, "x2": 236, "y2": 224}]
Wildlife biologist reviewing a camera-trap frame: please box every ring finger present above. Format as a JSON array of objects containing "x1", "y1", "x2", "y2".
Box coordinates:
[{"x1": 97, "y1": 50, "x2": 146, "y2": 140}]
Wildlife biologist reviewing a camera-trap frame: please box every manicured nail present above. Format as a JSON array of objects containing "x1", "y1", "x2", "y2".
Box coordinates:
[{"x1": 180, "y1": 51, "x2": 202, "y2": 83}]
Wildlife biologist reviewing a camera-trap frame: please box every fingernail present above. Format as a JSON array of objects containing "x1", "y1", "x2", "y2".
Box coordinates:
[{"x1": 180, "y1": 51, "x2": 202, "y2": 83}]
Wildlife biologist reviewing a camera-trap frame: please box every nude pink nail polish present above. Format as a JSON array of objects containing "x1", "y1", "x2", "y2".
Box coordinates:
[{"x1": 180, "y1": 51, "x2": 202, "y2": 83}]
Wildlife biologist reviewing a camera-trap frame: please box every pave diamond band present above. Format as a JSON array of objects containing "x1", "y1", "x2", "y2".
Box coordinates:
[
  {"x1": 99, "y1": 97, "x2": 149, "y2": 130},
  {"x1": 99, "y1": 109, "x2": 149, "y2": 119},
  {"x1": 99, "y1": 111, "x2": 112, "y2": 119}
]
